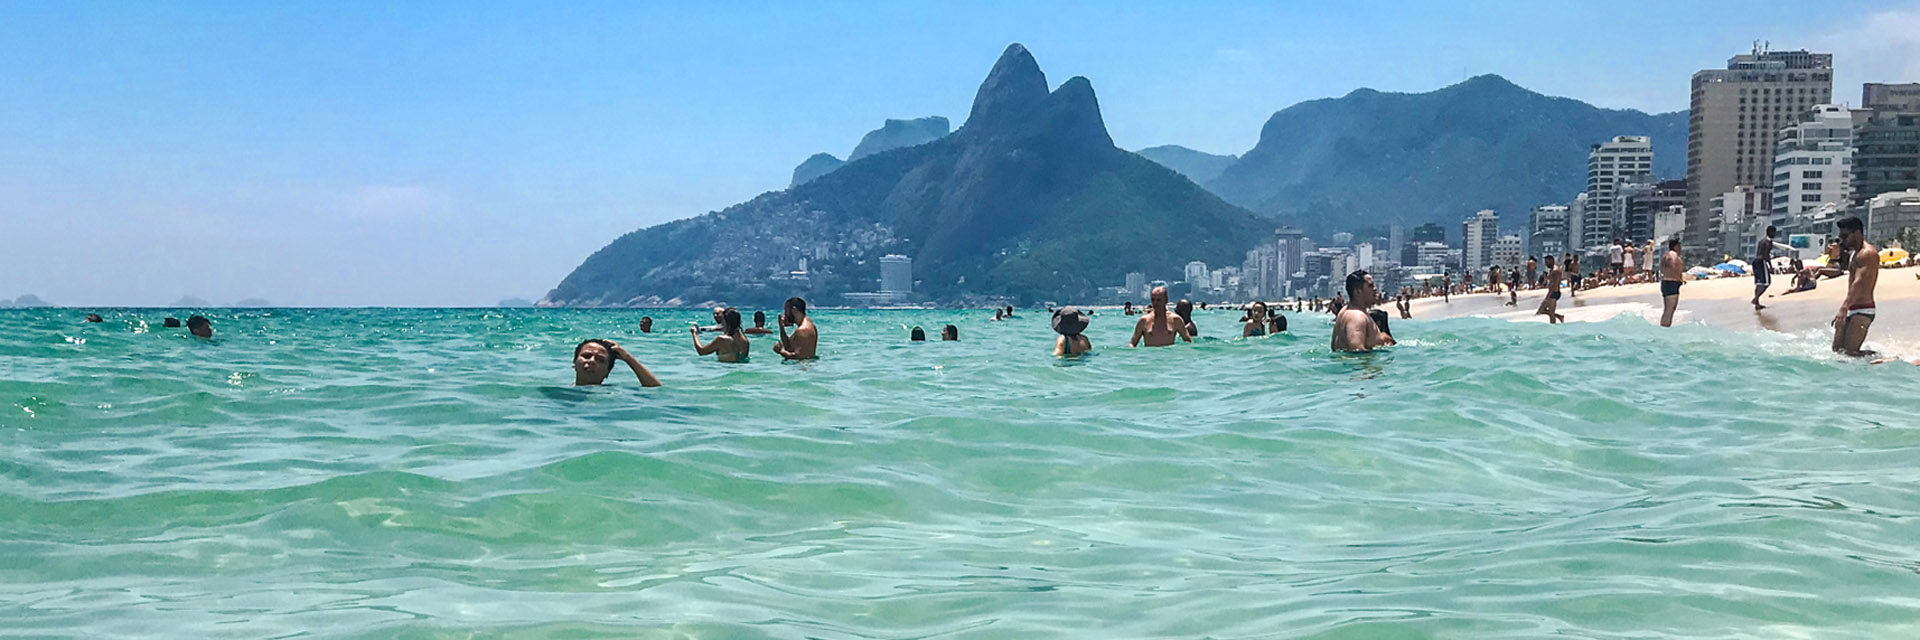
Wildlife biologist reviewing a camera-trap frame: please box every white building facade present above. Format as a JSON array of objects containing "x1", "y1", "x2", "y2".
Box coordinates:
[
  {"x1": 1771, "y1": 104, "x2": 1855, "y2": 234},
  {"x1": 1462, "y1": 209, "x2": 1500, "y2": 274},
  {"x1": 1585, "y1": 136, "x2": 1654, "y2": 250}
]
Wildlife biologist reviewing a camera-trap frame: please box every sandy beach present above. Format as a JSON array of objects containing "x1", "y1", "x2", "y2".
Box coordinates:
[{"x1": 1407, "y1": 266, "x2": 1920, "y2": 355}]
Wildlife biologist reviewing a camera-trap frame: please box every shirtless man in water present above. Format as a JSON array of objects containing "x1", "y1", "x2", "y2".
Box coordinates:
[
  {"x1": 1129, "y1": 286, "x2": 1192, "y2": 347},
  {"x1": 774, "y1": 296, "x2": 818, "y2": 360},
  {"x1": 1332, "y1": 270, "x2": 1395, "y2": 352},
  {"x1": 1831, "y1": 217, "x2": 1879, "y2": 357},
  {"x1": 1659, "y1": 238, "x2": 1684, "y2": 327}
]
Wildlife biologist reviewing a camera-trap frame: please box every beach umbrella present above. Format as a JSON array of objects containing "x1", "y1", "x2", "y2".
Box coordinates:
[
  {"x1": 1727, "y1": 259, "x2": 1751, "y2": 271},
  {"x1": 1711, "y1": 262, "x2": 1747, "y2": 275},
  {"x1": 1882, "y1": 247, "x2": 1910, "y2": 266}
]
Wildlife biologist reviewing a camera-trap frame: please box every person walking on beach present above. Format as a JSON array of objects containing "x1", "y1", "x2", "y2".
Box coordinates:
[
  {"x1": 1052, "y1": 306, "x2": 1092, "y2": 356},
  {"x1": 1567, "y1": 253, "x2": 1582, "y2": 295},
  {"x1": 1609, "y1": 239, "x2": 1626, "y2": 286},
  {"x1": 775, "y1": 297, "x2": 818, "y2": 360},
  {"x1": 1623, "y1": 241, "x2": 1640, "y2": 283},
  {"x1": 573, "y1": 339, "x2": 661, "y2": 387},
  {"x1": 1535, "y1": 255, "x2": 1565, "y2": 324},
  {"x1": 1659, "y1": 238, "x2": 1684, "y2": 327},
  {"x1": 1526, "y1": 256, "x2": 1539, "y2": 288},
  {"x1": 1332, "y1": 270, "x2": 1394, "y2": 352},
  {"x1": 1831, "y1": 217, "x2": 1879, "y2": 357},
  {"x1": 1129, "y1": 286, "x2": 1192, "y2": 347},
  {"x1": 1751, "y1": 225, "x2": 1794, "y2": 310},
  {"x1": 692, "y1": 308, "x2": 750, "y2": 362}
]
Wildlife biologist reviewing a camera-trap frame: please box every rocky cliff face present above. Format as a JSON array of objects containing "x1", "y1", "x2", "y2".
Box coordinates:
[{"x1": 545, "y1": 44, "x2": 1269, "y2": 307}]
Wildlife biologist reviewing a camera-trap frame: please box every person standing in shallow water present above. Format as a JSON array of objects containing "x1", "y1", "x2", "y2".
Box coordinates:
[
  {"x1": 1332, "y1": 270, "x2": 1394, "y2": 352},
  {"x1": 1129, "y1": 286, "x2": 1191, "y2": 347},
  {"x1": 775, "y1": 297, "x2": 818, "y2": 360},
  {"x1": 692, "y1": 308, "x2": 750, "y2": 362},
  {"x1": 1659, "y1": 238, "x2": 1684, "y2": 327},
  {"x1": 573, "y1": 339, "x2": 661, "y2": 387},
  {"x1": 1052, "y1": 306, "x2": 1092, "y2": 356},
  {"x1": 744, "y1": 311, "x2": 775, "y2": 335},
  {"x1": 1242, "y1": 301, "x2": 1268, "y2": 337},
  {"x1": 638, "y1": 316, "x2": 653, "y2": 333},
  {"x1": 1831, "y1": 217, "x2": 1879, "y2": 357},
  {"x1": 1175, "y1": 299, "x2": 1199, "y2": 337}
]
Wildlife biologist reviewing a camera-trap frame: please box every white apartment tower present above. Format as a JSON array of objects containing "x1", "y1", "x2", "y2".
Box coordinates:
[
  {"x1": 1462, "y1": 209, "x2": 1500, "y2": 274},
  {"x1": 1771, "y1": 104, "x2": 1855, "y2": 232},
  {"x1": 1585, "y1": 136, "x2": 1654, "y2": 250},
  {"x1": 879, "y1": 254, "x2": 913, "y2": 293}
]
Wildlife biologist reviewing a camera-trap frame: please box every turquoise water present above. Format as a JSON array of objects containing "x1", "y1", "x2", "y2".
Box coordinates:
[{"x1": 4, "y1": 308, "x2": 1918, "y2": 638}]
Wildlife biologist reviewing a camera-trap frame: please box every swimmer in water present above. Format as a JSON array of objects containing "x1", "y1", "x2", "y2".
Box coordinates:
[
  {"x1": 774, "y1": 297, "x2": 818, "y2": 360},
  {"x1": 1052, "y1": 306, "x2": 1092, "y2": 356},
  {"x1": 744, "y1": 311, "x2": 776, "y2": 335},
  {"x1": 186, "y1": 315, "x2": 213, "y2": 339},
  {"x1": 573, "y1": 339, "x2": 661, "y2": 387},
  {"x1": 692, "y1": 308, "x2": 750, "y2": 362},
  {"x1": 1331, "y1": 270, "x2": 1394, "y2": 352}
]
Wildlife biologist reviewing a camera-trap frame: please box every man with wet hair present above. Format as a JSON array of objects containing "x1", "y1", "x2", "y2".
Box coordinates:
[
  {"x1": 572, "y1": 339, "x2": 661, "y2": 387},
  {"x1": 1129, "y1": 286, "x2": 1191, "y2": 347},
  {"x1": 744, "y1": 310, "x2": 776, "y2": 335},
  {"x1": 186, "y1": 315, "x2": 213, "y2": 339},
  {"x1": 1831, "y1": 217, "x2": 1879, "y2": 357},
  {"x1": 1332, "y1": 270, "x2": 1394, "y2": 352},
  {"x1": 775, "y1": 297, "x2": 818, "y2": 360},
  {"x1": 638, "y1": 316, "x2": 653, "y2": 333}
]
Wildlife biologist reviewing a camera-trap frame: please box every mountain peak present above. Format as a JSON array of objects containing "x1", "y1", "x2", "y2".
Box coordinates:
[
  {"x1": 1446, "y1": 73, "x2": 1529, "y2": 96},
  {"x1": 966, "y1": 43, "x2": 1049, "y2": 129}
]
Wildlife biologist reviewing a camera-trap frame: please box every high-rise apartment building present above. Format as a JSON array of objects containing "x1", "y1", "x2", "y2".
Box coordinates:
[
  {"x1": 1492, "y1": 235, "x2": 1523, "y2": 270},
  {"x1": 1584, "y1": 136, "x2": 1654, "y2": 250},
  {"x1": 1770, "y1": 104, "x2": 1855, "y2": 233},
  {"x1": 1709, "y1": 186, "x2": 1771, "y2": 259},
  {"x1": 1528, "y1": 205, "x2": 1570, "y2": 258},
  {"x1": 879, "y1": 254, "x2": 913, "y2": 293},
  {"x1": 1275, "y1": 227, "x2": 1308, "y2": 283},
  {"x1": 1864, "y1": 83, "x2": 1920, "y2": 111},
  {"x1": 1687, "y1": 47, "x2": 1833, "y2": 254},
  {"x1": 1184, "y1": 261, "x2": 1210, "y2": 292},
  {"x1": 1461, "y1": 209, "x2": 1500, "y2": 274},
  {"x1": 1125, "y1": 271, "x2": 1147, "y2": 300},
  {"x1": 1617, "y1": 179, "x2": 1688, "y2": 244},
  {"x1": 1403, "y1": 223, "x2": 1445, "y2": 265},
  {"x1": 1851, "y1": 110, "x2": 1920, "y2": 209},
  {"x1": 1866, "y1": 189, "x2": 1920, "y2": 244}
]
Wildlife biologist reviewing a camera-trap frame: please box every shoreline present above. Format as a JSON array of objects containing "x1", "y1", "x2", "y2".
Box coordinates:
[{"x1": 1403, "y1": 267, "x2": 1920, "y2": 354}]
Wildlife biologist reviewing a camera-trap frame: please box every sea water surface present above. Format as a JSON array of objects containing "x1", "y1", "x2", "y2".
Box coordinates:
[{"x1": 3, "y1": 308, "x2": 1918, "y2": 639}]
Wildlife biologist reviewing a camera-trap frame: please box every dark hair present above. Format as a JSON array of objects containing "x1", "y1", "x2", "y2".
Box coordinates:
[
  {"x1": 162, "y1": 317, "x2": 181, "y2": 327},
  {"x1": 785, "y1": 297, "x2": 807, "y2": 314},
  {"x1": 909, "y1": 326, "x2": 926, "y2": 341},
  {"x1": 574, "y1": 338, "x2": 611, "y2": 358},
  {"x1": 1765, "y1": 225, "x2": 1778, "y2": 238},
  {"x1": 1667, "y1": 238, "x2": 1681, "y2": 250},
  {"x1": 186, "y1": 315, "x2": 210, "y2": 330},
  {"x1": 941, "y1": 324, "x2": 958, "y2": 340},
  {"x1": 1837, "y1": 216, "x2": 1864, "y2": 233},
  {"x1": 721, "y1": 308, "x2": 743, "y2": 336},
  {"x1": 1344, "y1": 270, "x2": 1371, "y2": 297},
  {"x1": 753, "y1": 310, "x2": 766, "y2": 325}
]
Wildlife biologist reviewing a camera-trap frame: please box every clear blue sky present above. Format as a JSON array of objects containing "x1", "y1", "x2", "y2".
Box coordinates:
[{"x1": 4, "y1": 1, "x2": 1916, "y2": 306}]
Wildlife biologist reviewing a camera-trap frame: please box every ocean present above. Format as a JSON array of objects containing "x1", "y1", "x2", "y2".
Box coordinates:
[{"x1": 4, "y1": 307, "x2": 1918, "y2": 638}]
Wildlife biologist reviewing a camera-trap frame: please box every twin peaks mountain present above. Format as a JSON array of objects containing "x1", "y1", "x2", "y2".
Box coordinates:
[
  {"x1": 1189, "y1": 74, "x2": 1686, "y2": 234},
  {"x1": 545, "y1": 44, "x2": 1267, "y2": 307}
]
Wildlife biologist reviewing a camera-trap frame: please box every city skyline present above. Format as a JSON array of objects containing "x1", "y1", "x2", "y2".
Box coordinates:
[{"x1": 5, "y1": 2, "x2": 1920, "y2": 306}]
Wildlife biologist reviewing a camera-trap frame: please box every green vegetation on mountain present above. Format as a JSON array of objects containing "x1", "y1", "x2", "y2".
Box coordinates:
[
  {"x1": 1207, "y1": 74, "x2": 1686, "y2": 234},
  {"x1": 1136, "y1": 145, "x2": 1238, "y2": 185},
  {"x1": 546, "y1": 44, "x2": 1270, "y2": 307}
]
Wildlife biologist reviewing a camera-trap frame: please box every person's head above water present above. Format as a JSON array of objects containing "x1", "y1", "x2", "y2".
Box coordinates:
[
  {"x1": 639, "y1": 316, "x2": 653, "y2": 332},
  {"x1": 941, "y1": 325, "x2": 958, "y2": 341},
  {"x1": 753, "y1": 310, "x2": 767, "y2": 328},
  {"x1": 909, "y1": 326, "x2": 926, "y2": 342},
  {"x1": 711, "y1": 307, "x2": 725, "y2": 325},
  {"x1": 1052, "y1": 306, "x2": 1089, "y2": 337},
  {"x1": 186, "y1": 315, "x2": 212, "y2": 338},
  {"x1": 573, "y1": 339, "x2": 618, "y2": 383},
  {"x1": 784, "y1": 297, "x2": 808, "y2": 322},
  {"x1": 1150, "y1": 286, "x2": 1169, "y2": 309},
  {"x1": 721, "y1": 308, "x2": 743, "y2": 335},
  {"x1": 85, "y1": 314, "x2": 103, "y2": 323},
  {"x1": 1344, "y1": 270, "x2": 1378, "y2": 307},
  {"x1": 1174, "y1": 299, "x2": 1194, "y2": 320},
  {"x1": 162, "y1": 317, "x2": 181, "y2": 328}
]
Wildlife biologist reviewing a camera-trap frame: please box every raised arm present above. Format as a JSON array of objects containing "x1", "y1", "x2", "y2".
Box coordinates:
[
  {"x1": 776, "y1": 315, "x2": 793, "y2": 357},
  {"x1": 692, "y1": 327, "x2": 720, "y2": 355},
  {"x1": 607, "y1": 342, "x2": 662, "y2": 387}
]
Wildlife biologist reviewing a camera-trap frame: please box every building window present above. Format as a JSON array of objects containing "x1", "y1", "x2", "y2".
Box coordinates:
[
  {"x1": 1802, "y1": 194, "x2": 1822, "y2": 202},
  {"x1": 1802, "y1": 182, "x2": 1822, "y2": 191},
  {"x1": 1803, "y1": 170, "x2": 1823, "y2": 178}
]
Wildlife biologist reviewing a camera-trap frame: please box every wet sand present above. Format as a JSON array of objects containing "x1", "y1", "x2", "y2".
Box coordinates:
[{"x1": 1406, "y1": 267, "x2": 1920, "y2": 355}]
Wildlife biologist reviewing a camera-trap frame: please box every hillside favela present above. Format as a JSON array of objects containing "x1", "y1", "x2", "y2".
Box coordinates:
[{"x1": 6, "y1": 3, "x2": 1920, "y2": 638}]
